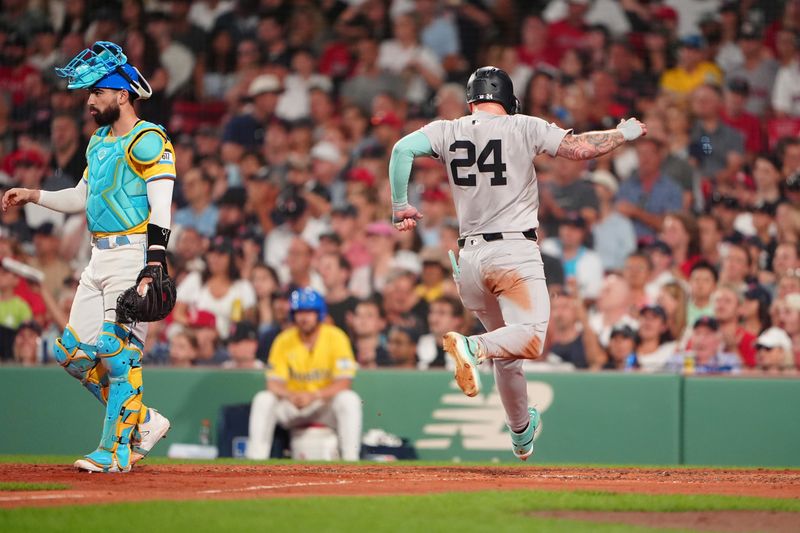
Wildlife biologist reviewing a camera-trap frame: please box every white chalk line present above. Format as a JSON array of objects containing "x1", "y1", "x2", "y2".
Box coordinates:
[
  {"x1": 0, "y1": 493, "x2": 85, "y2": 502},
  {"x1": 199, "y1": 480, "x2": 351, "y2": 495}
]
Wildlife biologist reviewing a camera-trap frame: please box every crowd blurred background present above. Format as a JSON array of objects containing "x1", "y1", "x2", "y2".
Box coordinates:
[{"x1": 0, "y1": 0, "x2": 798, "y2": 375}]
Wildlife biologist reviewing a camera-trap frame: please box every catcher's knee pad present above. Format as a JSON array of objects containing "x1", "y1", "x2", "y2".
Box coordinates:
[{"x1": 54, "y1": 325, "x2": 109, "y2": 403}]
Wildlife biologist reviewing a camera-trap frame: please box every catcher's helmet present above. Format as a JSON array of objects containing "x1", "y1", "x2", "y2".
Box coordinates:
[
  {"x1": 290, "y1": 287, "x2": 327, "y2": 321},
  {"x1": 465, "y1": 66, "x2": 519, "y2": 115}
]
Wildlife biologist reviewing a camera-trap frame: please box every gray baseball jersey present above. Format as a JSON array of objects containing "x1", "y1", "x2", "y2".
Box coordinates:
[{"x1": 421, "y1": 111, "x2": 569, "y2": 236}]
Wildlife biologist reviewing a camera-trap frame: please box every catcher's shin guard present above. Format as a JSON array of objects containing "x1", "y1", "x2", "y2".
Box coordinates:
[
  {"x1": 81, "y1": 321, "x2": 144, "y2": 472},
  {"x1": 53, "y1": 325, "x2": 109, "y2": 404}
]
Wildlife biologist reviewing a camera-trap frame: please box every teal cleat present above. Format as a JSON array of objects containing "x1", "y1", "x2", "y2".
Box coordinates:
[
  {"x1": 442, "y1": 332, "x2": 482, "y2": 397},
  {"x1": 509, "y1": 407, "x2": 543, "y2": 461},
  {"x1": 74, "y1": 448, "x2": 131, "y2": 473}
]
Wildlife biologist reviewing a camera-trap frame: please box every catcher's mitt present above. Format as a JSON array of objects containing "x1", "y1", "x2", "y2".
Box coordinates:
[{"x1": 116, "y1": 265, "x2": 176, "y2": 324}]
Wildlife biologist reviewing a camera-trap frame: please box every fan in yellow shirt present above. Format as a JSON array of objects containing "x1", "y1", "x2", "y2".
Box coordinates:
[
  {"x1": 660, "y1": 35, "x2": 722, "y2": 98},
  {"x1": 246, "y1": 288, "x2": 362, "y2": 460}
]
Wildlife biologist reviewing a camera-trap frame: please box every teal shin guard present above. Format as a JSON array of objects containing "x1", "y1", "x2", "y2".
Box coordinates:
[{"x1": 54, "y1": 325, "x2": 107, "y2": 405}]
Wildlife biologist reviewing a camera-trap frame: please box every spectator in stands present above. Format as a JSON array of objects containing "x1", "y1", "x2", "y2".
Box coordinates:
[
  {"x1": 617, "y1": 137, "x2": 684, "y2": 240},
  {"x1": 350, "y1": 222, "x2": 399, "y2": 299},
  {"x1": 755, "y1": 327, "x2": 797, "y2": 374},
  {"x1": 340, "y1": 34, "x2": 403, "y2": 114},
  {"x1": 590, "y1": 169, "x2": 636, "y2": 272},
  {"x1": 27, "y1": 222, "x2": 70, "y2": 302},
  {"x1": 713, "y1": 284, "x2": 757, "y2": 368},
  {"x1": 174, "y1": 236, "x2": 256, "y2": 341},
  {"x1": 588, "y1": 273, "x2": 638, "y2": 350},
  {"x1": 251, "y1": 262, "x2": 280, "y2": 330},
  {"x1": 665, "y1": 317, "x2": 742, "y2": 374},
  {"x1": 719, "y1": 242, "x2": 753, "y2": 291},
  {"x1": 726, "y1": 23, "x2": 778, "y2": 118},
  {"x1": 417, "y1": 295, "x2": 464, "y2": 370},
  {"x1": 192, "y1": 27, "x2": 237, "y2": 102},
  {"x1": 542, "y1": 213, "x2": 604, "y2": 301},
  {"x1": 381, "y1": 268, "x2": 428, "y2": 336},
  {"x1": 657, "y1": 281, "x2": 689, "y2": 344},
  {"x1": 644, "y1": 240, "x2": 679, "y2": 302},
  {"x1": 168, "y1": 331, "x2": 198, "y2": 368},
  {"x1": 12, "y1": 320, "x2": 41, "y2": 366},
  {"x1": 661, "y1": 212, "x2": 702, "y2": 279},
  {"x1": 377, "y1": 13, "x2": 444, "y2": 105},
  {"x1": 689, "y1": 84, "x2": 745, "y2": 190},
  {"x1": 696, "y1": 213, "x2": 724, "y2": 267},
  {"x1": 350, "y1": 298, "x2": 390, "y2": 369},
  {"x1": 623, "y1": 252, "x2": 653, "y2": 311},
  {"x1": 741, "y1": 284, "x2": 773, "y2": 336},
  {"x1": 49, "y1": 113, "x2": 84, "y2": 185},
  {"x1": 222, "y1": 74, "x2": 283, "y2": 153},
  {"x1": 604, "y1": 324, "x2": 638, "y2": 371},
  {"x1": 660, "y1": 35, "x2": 722, "y2": 98},
  {"x1": 386, "y1": 324, "x2": 420, "y2": 368},
  {"x1": 283, "y1": 237, "x2": 324, "y2": 294},
  {"x1": 317, "y1": 252, "x2": 358, "y2": 331},
  {"x1": 772, "y1": 32, "x2": 800, "y2": 118},
  {"x1": 246, "y1": 288, "x2": 361, "y2": 461},
  {"x1": 223, "y1": 321, "x2": 264, "y2": 370},
  {"x1": 415, "y1": 247, "x2": 454, "y2": 304},
  {"x1": 0, "y1": 256, "x2": 34, "y2": 361},
  {"x1": 277, "y1": 48, "x2": 332, "y2": 122},
  {"x1": 774, "y1": 293, "x2": 800, "y2": 367},
  {"x1": 547, "y1": 289, "x2": 590, "y2": 369},
  {"x1": 721, "y1": 78, "x2": 764, "y2": 158},
  {"x1": 170, "y1": 0, "x2": 207, "y2": 54},
  {"x1": 634, "y1": 305, "x2": 676, "y2": 372},
  {"x1": 174, "y1": 168, "x2": 219, "y2": 238},
  {"x1": 687, "y1": 261, "x2": 719, "y2": 327}
]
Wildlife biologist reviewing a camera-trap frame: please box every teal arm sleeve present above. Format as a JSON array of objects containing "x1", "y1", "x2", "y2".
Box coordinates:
[{"x1": 388, "y1": 130, "x2": 434, "y2": 209}]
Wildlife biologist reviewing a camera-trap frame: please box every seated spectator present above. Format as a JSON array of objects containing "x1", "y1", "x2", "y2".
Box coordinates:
[
  {"x1": 381, "y1": 268, "x2": 429, "y2": 335},
  {"x1": 588, "y1": 274, "x2": 638, "y2": 348},
  {"x1": 774, "y1": 293, "x2": 800, "y2": 368},
  {"x1": 719, "y1": 242, "x2": 754, "y2": 292},
  {"x1": 547, "y1": 289, "x2": 589, "y2": 369},
  {"x1": 168, "y1": 331, "x2": 198, "y2": 368},
  {"x1": 538, "y1": 157, "x2": 598, "y2": 237},
  {"x1": 418, "y1": 295, "x2": 465, "y2": 370},
  {"x1": 222, "y1": 321, "x2": 265, "y2": 370},
  {"x1": 657, "y1": 281, "x2": 689, "y2": 344},
  {"x1": 665, "y1": 317, "x2": 742, "y2": 374},
  {"x1": 541, "y1": 213, "x2": 604, "y2": 300},
  {"x1": 283, "y1": 237, "x2": 325, "y2": 294},
  {"x1": 350, "y1": 221, "x2": 399, "y2": 299},
  {"x1": 187, "y1": 310, "x2": 228, "y2": 366},
  {"x1": 754, "y1": 327, "x2": 797, "y2": 374},
  {"x1": 350, "y1": 298, "x2": 390, "y2": 369},
  {"x1": 173, "y1": 168, "x2": 219, "y2": 238},
  {"x1": 721, "y1": 78, "x2": 764, "y2": 158},
  {"x1": 616, "y1": 138, "x2": 684, "y2": 240},
  {"x1": 590, "y1": 169, "x2": 636, "y2": 271},
  {"x1": 604, "y1": 324, "x2": 638, "y2": 371},
  {"x1": 12, "y1": 320, "x2": 42, "y2": 366},
  {"x1": 713, "y1": 284, "x2": 757, "y2": 368},
  {"x1": 660, "y1": 35, "x2": 722, "y2": 99},
  {"x1": 246, "y1": 288, "x2": 361, "y2": 461},
  {"x1": 317, "y1": 252, "x2": 358, "y2": 332},
  {"x1": 741, "y1": 284, "x2": 773, "y2": 336},
  {"x1": 636, "y1": 305, "x2": 677, "y2": 372},
  {"x1": 623, "y1": 252, "x2": 653, "y2": 311},
  {"x1": 415, "y1": 247, "x2": 455, "y2": 304},
  {"x1": 28, "y1": 222, "x2": 72, "y2": 301},
  {"x1": 386, "y1": 325, "x2": 421, "y2": 368},
  {"x1": 687, "y1": 261, "x2": 718, "y2": 327},
  {"x1": 173, "y1": 236, "x2": 257, "y2": 341},
  {"x1": 0, "y1": 258, "x2": 33, "y2": 362}
]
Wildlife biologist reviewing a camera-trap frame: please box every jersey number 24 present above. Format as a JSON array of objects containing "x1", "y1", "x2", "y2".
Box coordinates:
[{"x1": 448, "y1": 139, "x2": 507, "y2": 187}]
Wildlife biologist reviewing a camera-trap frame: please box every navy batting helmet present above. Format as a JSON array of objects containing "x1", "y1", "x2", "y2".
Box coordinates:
[
  {"x1": 290, "y1": 287, "x2": 327, "y2": 321},
  {"x1": 466, "y1": 66, "x2": 519, "y2": 115}
]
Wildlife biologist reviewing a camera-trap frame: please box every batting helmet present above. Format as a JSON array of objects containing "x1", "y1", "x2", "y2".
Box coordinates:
[
  {"x1": 290, "y1": 288, "x2": 327, "y2": 322},
  {"x1": 465, "y1": 66, "x2": 519, "y2": 115}
]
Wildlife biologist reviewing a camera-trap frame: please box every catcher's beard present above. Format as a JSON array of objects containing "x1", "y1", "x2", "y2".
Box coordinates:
[{"x1": 92, "y1": 102, "x2": 121, "y2": 126}]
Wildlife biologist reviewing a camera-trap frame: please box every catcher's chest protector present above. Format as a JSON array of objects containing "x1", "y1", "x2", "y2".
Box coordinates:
[{"x1": 85, "y1": 121, "x2": 164, "y2": 234}]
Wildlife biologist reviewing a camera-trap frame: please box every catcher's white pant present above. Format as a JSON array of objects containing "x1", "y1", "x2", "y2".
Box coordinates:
[
  {"x1": 455, "y1": 236, "x2": 550, "y2": 433},
  {"x1": 69, "y1": 235, "x2": 149, "y2": 346},
  {"x1": 247, "y1": 389, "x2": 363, "y2": 461}
]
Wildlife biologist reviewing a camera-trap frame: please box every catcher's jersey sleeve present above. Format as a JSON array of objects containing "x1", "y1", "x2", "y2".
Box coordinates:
[
  {"x1": 421, "y1": 112, "x2": 569, "y2": 236},
  {"x1": 267, "y1": 324, "x2": 356, "y2": 393}
]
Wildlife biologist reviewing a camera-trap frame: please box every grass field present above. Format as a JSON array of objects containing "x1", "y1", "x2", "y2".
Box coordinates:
[{"x1": 0, "y1": 456, "x2": 798, "y2": 533}]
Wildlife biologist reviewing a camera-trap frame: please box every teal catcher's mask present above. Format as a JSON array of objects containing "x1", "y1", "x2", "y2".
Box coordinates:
[{"x1": 55, "y1": 41, "x2": 152, "y2": 100}]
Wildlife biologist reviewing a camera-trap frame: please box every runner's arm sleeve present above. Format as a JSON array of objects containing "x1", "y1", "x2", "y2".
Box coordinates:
[
  {"x1": 36, "y1": 179, "x2": 87, "y2": 214},
  {"x1": 388, "y1": 130, "x2": 434, "y2": 210}
]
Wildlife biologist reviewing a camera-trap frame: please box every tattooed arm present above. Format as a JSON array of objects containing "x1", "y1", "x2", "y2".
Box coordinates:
[{"x1": 556, "y1": 118, "x2": 647, "y2": 161}]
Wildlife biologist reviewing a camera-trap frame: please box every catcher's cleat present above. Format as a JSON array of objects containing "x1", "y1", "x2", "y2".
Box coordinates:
[
  {"x1": 74, "y1": 449, "x2": 131, "y2": 473},
  {"x1": 443, "y1": 332, "x2": 482, "y2": 397},
  {"x1": 509, "y1": 407, "x2": 543, "y2": 461},
  {"x1": 131, "y1": 408, "x2": 171, "y2": 465}
]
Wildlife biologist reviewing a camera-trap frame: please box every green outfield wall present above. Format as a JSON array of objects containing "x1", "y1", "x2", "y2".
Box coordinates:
[{"x1": 0, "y1": 368, "x2": 797, "y2": 466}]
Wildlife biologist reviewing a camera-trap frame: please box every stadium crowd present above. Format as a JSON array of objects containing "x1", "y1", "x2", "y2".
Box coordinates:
[{"x1": 0, "y1": 0, "x2": 798, "y2": 375}]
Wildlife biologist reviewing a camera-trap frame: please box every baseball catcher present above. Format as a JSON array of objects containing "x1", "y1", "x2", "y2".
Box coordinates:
[{"x1": 2, "y1": 41, "x2": 175, "y2": 472}]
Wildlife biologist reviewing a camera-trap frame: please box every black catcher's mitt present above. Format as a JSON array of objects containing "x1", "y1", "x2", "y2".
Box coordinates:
[{"x1": 116, "y1": 265, "x2": 176, "y2": 324}]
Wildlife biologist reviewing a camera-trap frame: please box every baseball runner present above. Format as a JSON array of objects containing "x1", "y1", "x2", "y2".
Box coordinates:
[
  {"x1": 246, "y1": 288, "x2": 362, "y2": 461},
  {"x1": 388, "y1": 66, "x2": 646, "y2": 460},
  {"x1": 2, "y1": 42, "x2": 176, "y2": 472}
]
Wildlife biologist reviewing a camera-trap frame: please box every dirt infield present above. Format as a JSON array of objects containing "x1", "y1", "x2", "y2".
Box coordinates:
[{"x1": 0, "y1": 464, "x2": 798, "y2": 510}]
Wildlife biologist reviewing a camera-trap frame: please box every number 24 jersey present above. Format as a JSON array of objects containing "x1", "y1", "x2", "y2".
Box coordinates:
[{"x1": 421, "y1": 111, "x2": 568, "y2": 236}]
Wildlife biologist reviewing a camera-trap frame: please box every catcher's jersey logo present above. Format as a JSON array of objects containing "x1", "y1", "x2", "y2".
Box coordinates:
[{"x1": 97, "y1": 148, "x2": 108, "y2": 160}]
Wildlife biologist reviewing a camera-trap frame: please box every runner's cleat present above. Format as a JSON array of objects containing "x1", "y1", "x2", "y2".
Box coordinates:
[
  {"x1": 443, "y1": 332, "x2": 482, "y2": 397},
  {"x1": 509, "y1": 407, "x2": 543, "y2": 461}
]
